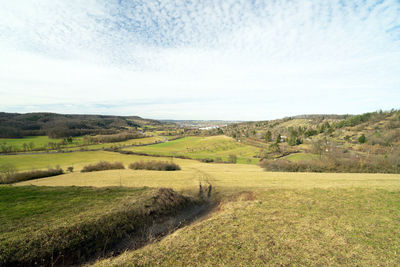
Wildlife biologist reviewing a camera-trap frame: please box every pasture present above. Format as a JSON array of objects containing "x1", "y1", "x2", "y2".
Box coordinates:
[
  {"x1": 0, "y1": 135, "x2": 165, "y2": 153},
  {"x1": 94, "y1": 188, "x2": 400, "y2": 266},
  {"x1": 0, "y1": 136, "x2": 83, "y2": 150},
  {"x1": 64, "y1": 136, "x2": 165, "y2": 151},
  {"x1": 13, "y1": 154, "x2": 400, "y2": 192},
  {"x1": 1, "y1": 150, "x2": 173, "y2": 171},
  {"x1": 2, "y1": 135, "x2": 400, "y2": 266},
  {"x1": 123, "y1": 135, "x2": 261, "y2": 164}
]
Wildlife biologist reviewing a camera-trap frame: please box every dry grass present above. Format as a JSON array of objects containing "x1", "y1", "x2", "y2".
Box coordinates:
[
  {"x1": 16, "y1": 159, "x2": 400, "y2": 191},
  {"x1": 0, "y1": 151, "x2": 175, "y2": 172},
  {"x1": 93, "y1": 188, "x2": 400, "y2": 266}
]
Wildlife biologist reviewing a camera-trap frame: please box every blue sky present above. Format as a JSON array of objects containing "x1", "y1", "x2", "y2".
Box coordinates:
[{"x1": 0, "y1": 0, "x2": 399, "y2": 120}]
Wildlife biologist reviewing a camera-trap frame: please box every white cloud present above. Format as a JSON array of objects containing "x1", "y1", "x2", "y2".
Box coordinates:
[{"x1": 0, "y1": 0, "x2": 399, "y2": 120}]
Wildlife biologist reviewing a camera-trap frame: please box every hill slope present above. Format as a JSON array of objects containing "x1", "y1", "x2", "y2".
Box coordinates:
[{"x1": 0, "y1": 112, "x2": 162, "y2": 138}]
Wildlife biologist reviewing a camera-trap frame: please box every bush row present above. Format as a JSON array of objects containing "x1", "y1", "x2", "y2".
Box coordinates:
[
  {"x1": 0, "y1": 167, "x2": 64, "y2": 184},
  {"x1": 129, "y1": 161, "x2": 181, "y2": 171},
  {"x1": 81, "y1": 161, "x2": 125, "y2": 172},
  {"x1": 260, "y1": 154, "x2": 400, "y2": 174},
  {"x1": 81, "y1": 160, "x2": 182, "y2": 172},
  {"x1": 84, "y1": 131, "x2": 144, "y2": 144}
]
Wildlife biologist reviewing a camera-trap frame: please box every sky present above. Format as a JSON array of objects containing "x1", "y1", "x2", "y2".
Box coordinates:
[{"x1": 0, "y1": 0, "x2": 399, "y2": 120}]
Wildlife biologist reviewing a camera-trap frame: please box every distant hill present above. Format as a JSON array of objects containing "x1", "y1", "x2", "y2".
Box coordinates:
[
  {"x1": 161, "y1": 120, "x2": 241, "y2": 128},
  {"x1": 0, "y1": 112, "x2": 162, "y2": 138},
  {"x1": 222, "y1": 109, "x2": 400, "y2": 147}
]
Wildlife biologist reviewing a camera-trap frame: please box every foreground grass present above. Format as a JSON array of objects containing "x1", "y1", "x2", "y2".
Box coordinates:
[
  {"x1": 94, "y1": 188, "x2": 400, "y2": 266},
  {"x1": 0, "y1": 186, "x2": 148, "y2": 245},
  {"x1": 123, "y1": 136, "x2": 261, "y2": 164},
  {"x1": 0, "y1": 186, "x2": 196, "y2": 266}
]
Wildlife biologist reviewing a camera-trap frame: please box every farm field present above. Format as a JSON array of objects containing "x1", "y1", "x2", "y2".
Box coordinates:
[
  {"x1": 0, "y1": 136, "x2": 84, "y2": 150},
  {"x1": 0, "y1": 135, "x2": 165, "y2": 153},
  {"x1": 123, "y1": 135, "x2": 261, "y2": 164},
  {"x1": 15, "y1": 157, "x2": 400, "y2": 191},
  {"x1": 0, "y1": 150, "x2": 178, "y2": 171},
  {"x1": 3, "y1": 132, "x2": 400, "y2": 266},
  {"x1": 64, "y1": 136, "x2": 165, "y2": 151}
]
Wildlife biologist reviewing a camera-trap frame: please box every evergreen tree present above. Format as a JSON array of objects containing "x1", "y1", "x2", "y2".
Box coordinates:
[
  {"x1": 358, "y1": 134, "x2": 366, "y2": 144},
  {"x1": 276, "y1": 134, "x2": 281, "y2": 144},
  {"x1": 265, "y1": 131, "x2": 272, "y2": 142}
]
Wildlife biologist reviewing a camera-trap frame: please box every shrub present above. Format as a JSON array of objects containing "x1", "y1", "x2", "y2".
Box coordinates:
[
  {"x1": 67, "y1": 166, "x2": 74, "y2": 172},
  {"x1": 81, "y1": 161, "x2": 124, "y2": 172},
  {"x1": 215, "y1": 157, "x2": 223, "y2": 163},
  {"x1": 0, "y1": 167, "x2": 63, "y2": 184},
  {"x1": 0, "y1": 163, "x2": 17, "y2": 183},
  {"x1": 260, "y1": 151, "x2": 400, "y2": 174},
  {"x1": 85, "y1": 131, "x2": 143, "y2": 144},
  {"x1": 228, "y1": 154, "x2": 237, "y2": 163},
  {"x1": 358, "y1": 134, "x2": 366, "y2": 144},
  {"x1": 129, "y1": 161, "x2": 181, "y2": 171},
  {"x1": 268, "y1": 143, "x2": 280, "y2": 153}
]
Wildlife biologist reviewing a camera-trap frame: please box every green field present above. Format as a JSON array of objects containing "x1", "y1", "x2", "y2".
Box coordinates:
[
  {"x1": 0, "y1": 186, "x2": 149, "y2": 242},
  {"x1": 0, "y1": 185, "x2": 196, "y2": 266},
  {"x1": 123, "y1": 135, "x2": 261, "y2": 164},
  {"x1": 0, "y1": 136, "x2": 83, "y2": 150},
  {"x1": 0, "y1": 135, "x2": 165, "y2": 153},
  {"x1": 2, "y1": 134, "x2": 400, "y2": 266},
  {"x1": 0, "y1": 151, "x2": 177, "y2": 171},
  {"x1": 64, "y1": 136, "x2": 165, "y2": 151}
]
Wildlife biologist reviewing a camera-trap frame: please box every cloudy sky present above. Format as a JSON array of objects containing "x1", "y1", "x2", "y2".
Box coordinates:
[{"x1": 0, "y1": 0, "x2": 399, "y2": 120}]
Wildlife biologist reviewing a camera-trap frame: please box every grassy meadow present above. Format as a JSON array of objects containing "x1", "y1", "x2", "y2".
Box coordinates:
[
  {"x1": 2, "y1": 132, "x2": 400, "y2": 266},
  {"x1": 0, "y1": 135, "x2": 165, "y2": 153},
  {"x1": 0, "y1": 136, "x2": 83, "y2": 149},
  {"x1": 65, "y1": 136, "x2": 165, "y2": 151},
  {"x1": 15, "y1": 157, "x2": 400, "y2": 191},
  {"x1": 94, "y1": 188, "x2": 400, "y2": 266},
  {"x1": 0, "y1": 185, "x2": 198, "y2": 266},
  {"x1": 0, "y1": 186, "x2": 149, "y2": 242},
  {"x1": 123, "y1": 135, "x2": 261, "y2": 164},
  {"x1": 0, "y1": 150, "x2": 176, "y2": 171}
]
